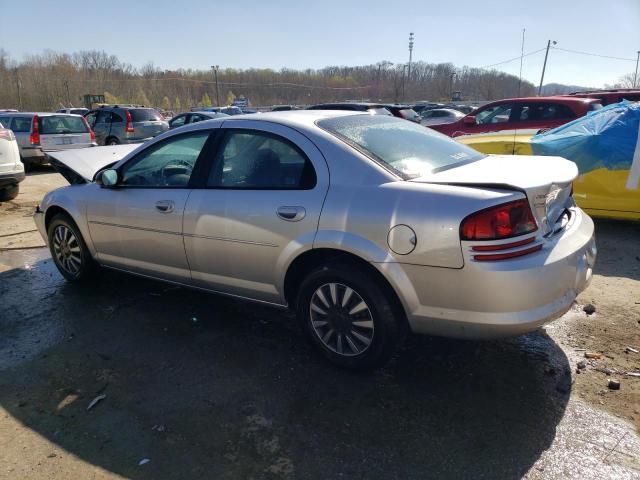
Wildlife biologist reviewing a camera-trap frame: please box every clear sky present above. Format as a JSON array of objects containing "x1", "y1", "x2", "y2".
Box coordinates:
[{"x1": 1, "y1": 0, "x2": 638, "y2": 87}]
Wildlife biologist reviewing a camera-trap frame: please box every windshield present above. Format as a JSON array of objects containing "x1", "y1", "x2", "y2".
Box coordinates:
[
  {"x1": 39, "y1": 115, "x2": 88, "y2": 134},
  {"x1": 317, "y1": 115, "x2": 486, "y2": 178}
]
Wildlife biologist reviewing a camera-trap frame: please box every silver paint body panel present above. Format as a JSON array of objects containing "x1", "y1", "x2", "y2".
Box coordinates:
[{"x1": 37, "y1": 111, "x2": 596, "y2": 339}]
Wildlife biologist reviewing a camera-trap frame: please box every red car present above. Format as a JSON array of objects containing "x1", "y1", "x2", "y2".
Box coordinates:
[
  {"x1": 564, "y1": 88, "x2": 640, "y2": 106},
  {"x1": 429, "y1": 96, "x2": 602, "y2": 137}
]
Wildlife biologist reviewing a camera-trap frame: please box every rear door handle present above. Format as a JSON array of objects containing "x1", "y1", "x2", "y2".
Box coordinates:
[
  {"x1": 277, "y1": 206, "x2": 306, "y2": 222},
  {"x1": 155, "y1": 200, "x2": 175, "y2": 213}
]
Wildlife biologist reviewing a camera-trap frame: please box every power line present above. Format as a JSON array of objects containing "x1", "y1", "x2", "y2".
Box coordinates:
[
  {"x1": 551, "y1": 46, "x2": 636, "y2": 62},
  {"x1": 476, "y1": 47, "x2": 546, "y2": 70}
]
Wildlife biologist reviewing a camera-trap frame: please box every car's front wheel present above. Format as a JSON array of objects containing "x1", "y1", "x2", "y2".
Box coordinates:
[
  {"x1": 106, "y1": 137, "x2": 120, "y2": 146},
  {"x1": 296, "y1": 263, "x2": 406, "y2": 370},
  {"x1": 47, "y1": 214, "x2": 97, "y2": 282}
]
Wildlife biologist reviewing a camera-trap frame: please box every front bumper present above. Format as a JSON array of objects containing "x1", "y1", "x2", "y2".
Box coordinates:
[
  {"x1": 383, "y1": 207, "x2": 596, "y2": 339},
  {"x1": 34, "y1": 207, "x2": 46, "y2": 245}
]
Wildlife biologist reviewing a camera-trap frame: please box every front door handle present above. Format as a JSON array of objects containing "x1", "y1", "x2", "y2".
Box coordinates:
[
  {"x1": 277, "y1": 206, "x2": 306, "y2": 222},
  {"x1": 155, "y1": 200, "x2": 175, "y2": 213}
]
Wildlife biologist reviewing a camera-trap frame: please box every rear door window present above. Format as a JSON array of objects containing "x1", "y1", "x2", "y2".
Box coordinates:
[
  {"x1": 518, "y1": 103, "x2": 576, "y2": 121},
  {"x1": 39, "y1": 116, "x2": 89, "y2": 134},
  {"x1": 129, "y1": 109, "x2": 162, "y2": 122},
  {"x1": 476, "y1": 104, "x2": 514, "y2": 124},
  {"x1": 95, "y1": 111, "x2": 112, "y2": 125},
  {"x1": 207, "y1": 130, "x2": 316, "y2": 189},
  {"x1": 0, "y1": 116, "x2": 11, "y2": 128}
]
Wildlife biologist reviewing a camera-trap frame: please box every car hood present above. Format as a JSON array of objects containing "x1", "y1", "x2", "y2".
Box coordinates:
[
  {"x1": 46, "y1": 144, "x2": 140, "y2": 184},
  {"x1": 411, "y1": 154, "x2": 579, "y2": 235}
]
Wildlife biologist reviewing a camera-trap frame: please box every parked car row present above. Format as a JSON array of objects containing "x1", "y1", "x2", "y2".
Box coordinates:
[{"x1": 0, "y1": 112, "x2": 96, "y2": 170}]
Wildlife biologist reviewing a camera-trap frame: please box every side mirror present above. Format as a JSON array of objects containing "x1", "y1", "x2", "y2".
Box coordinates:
[
  {"x1": 463, "y1": 115, "x2": 476, "y2": 125},
  {"x1": 99, "y1": 169, "x2": 119, "y2": 187}
]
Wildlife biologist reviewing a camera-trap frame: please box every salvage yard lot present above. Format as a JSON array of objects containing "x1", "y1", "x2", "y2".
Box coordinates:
[{"x1": 0, "y1": 168, "x2": 639, "y2": 479}]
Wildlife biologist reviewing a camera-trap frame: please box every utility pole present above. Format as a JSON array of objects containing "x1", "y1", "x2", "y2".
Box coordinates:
[
  {"x1": 13, "y1": 69, "x2": 22, "y2": 110},
  {"x1": 450, "y1": 72, "x2": 457, "y2": 100},
  {"x1": 401, "y1": 64, "x2": 408, "y2": 102},
  {"x1": 211, "y1": 65, "x2": 220, "y2": 106},
  {"x1": 538, "y1": 40, "x2": 557, "y2": 96},
  {"x1": 64, "y1": 80, "x2": 71, "y2": 106},
  {"x1": 518, "y1": 28, "x2": 525, "y2": 96},
  {"x1": 634, "y1": 50, "x2": 640, "y2": 88},
  {"x1": 407, "y1": 32, "x2": 414, "y2": 83}
]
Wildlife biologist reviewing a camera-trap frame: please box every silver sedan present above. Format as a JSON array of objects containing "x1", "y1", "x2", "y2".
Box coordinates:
[{"x1": 36, "y1": 111, "x2": 596, "y2": 369}]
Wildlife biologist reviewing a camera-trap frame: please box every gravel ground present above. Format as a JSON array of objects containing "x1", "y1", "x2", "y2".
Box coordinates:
[{"x1": 0, "y1": 168, "x2": 638, "y2": 479}]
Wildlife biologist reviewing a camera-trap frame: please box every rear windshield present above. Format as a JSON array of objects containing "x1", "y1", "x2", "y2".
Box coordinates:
[
  {"x1": 129, "y1": 109, "x2": 162, "y2": 122},
  {"x1": 317, "y1": 115, "x2": 485, "y2": 179},
  {"x1": 39, "y1": 116, "x2": 88, "y2": 134}
]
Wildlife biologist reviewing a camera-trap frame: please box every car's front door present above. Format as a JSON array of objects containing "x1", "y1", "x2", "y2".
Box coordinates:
[
  {"x1": 86, "y1": 130, "x2": 213, "y2": 282},
  {"x1": 183, "y1": 121, "x2": 330, "y2": 304}
]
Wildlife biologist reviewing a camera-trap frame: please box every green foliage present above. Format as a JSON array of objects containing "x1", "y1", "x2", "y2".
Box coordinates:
[
  {"x1": 226, "y1": 90, "x2": 236, "y2": 105},
  {"x1": 161, "y1": 96, "x2": 171, "y2": 110},
  {"x1": 104, "y1": 91, "x2": 120, "y2": 104},
  {"x1": 174, "y1": 96, "x2": 182, "y2": 112},
  {"x1": 200, "y1": 93, "x2": 212, "y2": 107},
  {"x1": 133, "y1": 88, "x2": 150, "y2": 106}
]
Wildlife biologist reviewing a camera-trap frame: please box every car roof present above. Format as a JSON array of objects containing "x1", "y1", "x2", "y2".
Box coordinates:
[
  {"x1": 0, "y1": 112, "x2": 82, "y2": 117},
  {"x1": 308, "y1": 102, "x2": 386, "y2": 110},
  {"x1": 486, "y1": 96, "x2": 599, "y2": 105},
  {"x1": 174, "y1": 110, "x2": 364, "y2": 135}
]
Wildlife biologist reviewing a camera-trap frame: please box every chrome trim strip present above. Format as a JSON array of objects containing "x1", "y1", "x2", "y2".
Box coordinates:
[
  {"x1": 183, "y1": 233, "x2": 278, "y2": 247},
  {"x1": 89, "y1": 221, "x2": 279, "y2": 247},
  {"x1": 89, "y1": 221, "x2": 179, "y2": 236}
]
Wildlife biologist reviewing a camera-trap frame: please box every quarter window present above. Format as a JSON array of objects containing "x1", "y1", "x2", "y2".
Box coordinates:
[
  {"x1": 11, "y1": 117, "x2": 32, "y2": 132},
  {"x1": 518, "y1": 103, "x2": 575, "y2": 121},
  {"x1": 120, "y1": 132, "x2": 209, "y2": 187},
  {"x1": 207, "y1": 131, "x2": 316, "y2": 189}
]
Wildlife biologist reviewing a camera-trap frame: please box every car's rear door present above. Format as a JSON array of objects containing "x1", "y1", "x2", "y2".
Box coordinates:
[
  {"x1": 182, "y1": 120, "x2": 330, "y2": 304},
  {"x1": 86, "y1": 130, "x2": 214, "y2": 282},
  {"x1": 90, "y1": 110, "x2": 112, "y2": 145}
]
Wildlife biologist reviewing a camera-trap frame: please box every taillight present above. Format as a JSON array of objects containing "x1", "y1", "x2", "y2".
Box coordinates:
[
  {"x1": 460, "y1": 199, "x2": 537, "y2": 241},
  {"x1": 29, "y1": 115, "x2": 40, "y2": 145},
  {"x1": 125, "y1": 110, "x2": 135, "y2": 133},
  {"x1": 0, "y1": 128, "x2": 15, "y2": 141},
  {"x1": 81, "y1": 116, "x2": 96, "y2": 141}
]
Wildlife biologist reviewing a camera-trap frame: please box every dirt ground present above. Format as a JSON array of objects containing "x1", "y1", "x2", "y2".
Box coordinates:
[{"x1": 0, "y1": 168, "x2": 639, "y2": 479}]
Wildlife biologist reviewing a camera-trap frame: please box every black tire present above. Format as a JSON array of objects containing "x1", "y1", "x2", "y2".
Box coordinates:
[
  {"x1": 47, "y1": 214, "x2": 97, "y2": 282},
  {"x1": 105, "y1": 137, "x2": 119, "y2": 146},
  {"x1": 296, "y1": 263, "x2": 406, "y2": 370},
  {"x1": 0, "y1": 184, "x2": 19, "y2": 201},
  {"x1": 21, "y1": 159, "x2": 31, "y2": 173}
]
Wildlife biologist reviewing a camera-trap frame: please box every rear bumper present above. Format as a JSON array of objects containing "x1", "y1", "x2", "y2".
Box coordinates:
[
  {"x1": 0, "y1": 170, "x2": 25, "y2": 187},
  {"x1": 19, "y1": 146, "x2": 47, "y2": 164},
  {"x1": 383, "y1": 207, "x2": 596, "y2": 339}
]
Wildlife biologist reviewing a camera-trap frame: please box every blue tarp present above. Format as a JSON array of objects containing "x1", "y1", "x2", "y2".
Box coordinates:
[{"x1": 530, "y1": 100, "x2": 640, "y2": 176}]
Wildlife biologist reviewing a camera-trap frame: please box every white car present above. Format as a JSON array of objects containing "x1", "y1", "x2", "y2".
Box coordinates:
[
  {"x1": 0, "y1": 123, "x2": 25, "y2": 200},
  {"x1": 420, "y1": 108, "x2": 465, "y2": 126}
]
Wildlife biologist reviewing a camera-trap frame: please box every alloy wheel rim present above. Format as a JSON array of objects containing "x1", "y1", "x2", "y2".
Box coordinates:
[
  {"x1": 309, "y1": 283, "x2": 374, "y2": 356},
  {"x1": 52, "y1": 225, "x2": 82, "y2": 275}
]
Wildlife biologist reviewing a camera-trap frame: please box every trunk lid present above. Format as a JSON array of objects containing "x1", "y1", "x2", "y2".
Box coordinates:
[
  {"x1": 410, "y1": 154, "x2": 578, "y2": 235},
  {"x1": 46, "y1": 144, "x2": 140, "y2": 184}
]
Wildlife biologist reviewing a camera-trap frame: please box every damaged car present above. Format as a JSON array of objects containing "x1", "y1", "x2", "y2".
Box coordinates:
[{"x1": 35, "y1": 111, "x2": 596, "y2": 369}]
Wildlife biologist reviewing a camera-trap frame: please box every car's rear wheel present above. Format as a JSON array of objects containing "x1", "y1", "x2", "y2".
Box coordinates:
[
  {"x1": 0, "y1": 184, "x2": 19, "y2": 201},
  {"x1": 106, "y1": 137, "x2": 119, "y2": 146},
  {"x1": 47, "y1": 214, "x2": 97, "y2": 282},
  {"x1": 296, "y1": 263, "x2": 406, "y2": 370}
]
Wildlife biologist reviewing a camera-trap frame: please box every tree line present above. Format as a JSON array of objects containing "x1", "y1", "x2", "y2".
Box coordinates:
[{"x1": 0, "y1": 49, "x2": 539, "y2": 111}]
